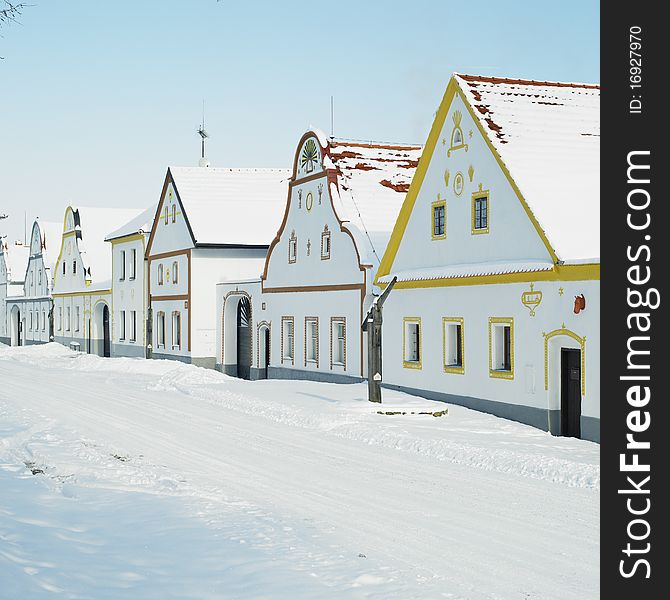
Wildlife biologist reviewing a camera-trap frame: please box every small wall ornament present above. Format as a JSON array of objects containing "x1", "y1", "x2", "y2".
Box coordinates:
[
  {"x1": 573, "y1": 294, "x2": 586, "y2": 314},
  {"x1": 447, "y1": 111, "x2": 468, "y2": 157},
  {"x1": 468, "y1": 165, "x2": 475, "y2": 182},
  {"x1": 317, "y1": 182, "x2": 323, "y2": 204},
  {"x1": 453, "y1": 171, "x2": 465, "y2": 196},
  {"x1": 521, "y1": 283, "x2": 542, "y2": 316},
  {"x1": 444, "y1": 169, "x2": 450, "y2": 188}
]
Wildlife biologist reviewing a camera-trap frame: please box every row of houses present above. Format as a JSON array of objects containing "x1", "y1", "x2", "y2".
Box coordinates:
[{"x1": 0, "y1": 74, "x2": 600, "y2": 441}]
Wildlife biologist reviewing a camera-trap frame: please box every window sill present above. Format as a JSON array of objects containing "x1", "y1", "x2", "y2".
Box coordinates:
[
  {"x1": 444, "y1": 365, "x2": 465, "y2": 375},
  {"x1": 489, "y1": 368, "x2": 514, "y2": 380},
  {"x1": 403, "y1": 360, "x2": 422, "y2": 370},
  {"x1": 431, "y1": 234, "x2": 446, "y2": 241},
  {"x1": 471, "y1": 228, "x2": 490, "y2": 236}
]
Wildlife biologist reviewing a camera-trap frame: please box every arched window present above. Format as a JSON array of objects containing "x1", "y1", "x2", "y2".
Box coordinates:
[
  {"x1": 172, "y1": 204, "x2": 176, "y2": 223},
  {"x1": 158, "y1": 263, "x2": 164, "y2": 285},
  {"x1": 164, "y1": 205, "x2": 169, "y2": 224},
  {"x1": 172, "y1": 261, "x2": 178, "y2": 284}
]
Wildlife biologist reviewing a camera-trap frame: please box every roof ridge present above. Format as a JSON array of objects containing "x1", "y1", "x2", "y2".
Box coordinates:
[
  {"x1": 329, "y1": 139, "x2": 422, "y2": 151},
  {"x1": 455, "y1": 73, "x2": 600, "y2": 90}
]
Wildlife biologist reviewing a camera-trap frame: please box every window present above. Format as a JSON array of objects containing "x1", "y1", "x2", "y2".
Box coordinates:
[
  {"x1": 29, "y1": 311, "x2": 33, "y2": 331},
  {"x1": 65, "y1": 306, "x2": 71, "y2": 332},
  {"x1": 130, "y1": 311, "x2": 137, "y2": 342},
  {"x1": 288, "y1": 232, "x2": 297, "y2": 264},
  {"x1": 73, "y1": 260, "x2": 77, "y2": 275},
  {"x1": 119, "y1": 310, "x2": 126, "y2": 340},
  {"x1": 42, "y1": 311, "x2": 46, "y2": 331},
  {"x1": 443, "y1": 317, "x2": 464, "y2": 374},
  {"x1": 157, "y1": 312, "x2": 166, "y2": 347},
  {"x1": 119, "y1": 250, "x2": 126, "y2": 280},
  {"x1": 305, "y1": 317, "x2": 319, "y2": 366},
  {"x1": 172, "y1": 311, "x2": 181, "y2": 349},
  {"x1": 164, "y1": 205, "x2": 169, "y2": 224},
  {"x1": 472, "y1": 190, "x2": 490, "y2": 234},
  {"x1": 321, "y1": 226, "x2": 331, "y2": 260},
  {"x1": 489, "y1": 317, "x2": 514, "y2": 379},
  {"x1": 75, "y1": 306, "x2": 80, "y2": 332},
  {"x1": 281, "y1": 317, "x2": 294, "y2": 364},
  {"x1": 62, "y1": 261, "x2": 66, "y2": 275},
  {"x1": 403, "y1": 317, "x2": 422, "y2": 369},
  {"x1": 38, "y1": 269, "x2": 42, "y2": 285},
  {"x1": 172, "y1": 261, "x2": 178, "y2": 284},
  {"x1": 158, "y1": 263, "x2": 164, "y2": 285},
  {"x1": 431, "y1": 198, "x2": 446, "y2": 239},
  {"x1": 172, "y1": 204, "x2": 176, "y2": 223},
  {"x1": 331, "y1": 318, "x2": 346, "y2": 369},
  {"x1": 58, "y1": 307, "x2": 62, "y2": 330},
  {"x1": 130, "y1": 249, "x2": 137, "y2": 280}
]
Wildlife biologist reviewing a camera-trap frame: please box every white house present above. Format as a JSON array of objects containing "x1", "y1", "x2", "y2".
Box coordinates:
[
  {"x1": 52, "y1": 206, "x2": 144, "y2": 356},
  {"x1": 0, "y1": 239, "x2": 30, "y2": 346},
  {"x1": 3, "y1": 220, "x2": 61, "y2": 347},
  {"x1": 146, "y1": 166, "x2": 290, "y2": 368},
  {"x1": 104, "y1": 206, "x2": 155, "y2": 358},
  {"x1": 375, "y1": 74, "x2": 600, "y2": 441},
  {"x1": 215, "y1": 130, "x2": 421, "y2": 381}
]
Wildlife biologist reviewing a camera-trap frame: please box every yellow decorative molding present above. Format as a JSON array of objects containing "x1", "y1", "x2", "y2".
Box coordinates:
[
  {"x1": 521, "y1": 282, "x2": 542, "y2": 316},
  {"x1": 488, "y1": 317, "x2": 514, "y2": 380},
  {"x1": 543, "y1": 327, "x2": 586, "y2": 395},
  {"x1": 471, "y1": 188, "x2": 490, "y2": 235},
  {"x1": 442, "y1": 316, "x2": 465, "y2": 374},
  {"x1": 431, "y1": 196, "x2": 447, "y2": 240},
  {"x1": 402, "y1": 316, "x2": 422, "y2": 370}
]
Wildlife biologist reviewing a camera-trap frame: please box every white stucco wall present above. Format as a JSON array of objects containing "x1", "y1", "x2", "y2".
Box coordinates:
[{"x1": 382, "y1": 278, "x2": 600, "y2": 422}]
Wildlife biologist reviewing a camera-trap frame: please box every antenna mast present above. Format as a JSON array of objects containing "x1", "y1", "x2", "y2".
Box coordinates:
[{"x1": 197, "y1": 99, "x2": 210, "y2": 167}]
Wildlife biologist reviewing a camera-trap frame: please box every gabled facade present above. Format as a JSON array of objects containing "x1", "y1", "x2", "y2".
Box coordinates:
[
  {"x1": 0, "y1": 239, "x2": 30, "y2": 346},
  {"x1": 375, "y1": 74, "x2": 600, "y2": 441},
  {"x1": 52, "y1": 206, "x2": 144, "y2": 356},
  {"x1": 2, "y1": 220, "x2": 61, "y2": 346},
  {"x1": 216, "y1": 130, "x2": 420, "y2": 381},
  {"x1": 105, "y1": 207, "x2": 154, "y2": 358},
  {"x1": 146, "y1": 166, "x2": 290, "y2": 368}
]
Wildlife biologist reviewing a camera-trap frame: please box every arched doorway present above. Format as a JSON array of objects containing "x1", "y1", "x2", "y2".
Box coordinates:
[
  {"x1": 236, "y1": 297, "x2": 252, "y2": 380},
  {"x1": 102, "y1": 305, "x2": 110, "y2": 357},
  {"x1": 10, "y1": 305, "x2": 21, "y2": 347},
  {"x1": 258, "y1": 323, "x2": 270, "y2": 379},
  {"x1": 543, "y1": 327, "x2": 586, "y2": 438},
  {"x1": 91, "y1": 302, "x2": 111, "y2": 357}
]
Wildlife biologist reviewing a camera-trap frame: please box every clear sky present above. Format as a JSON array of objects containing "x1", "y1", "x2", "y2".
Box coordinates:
[{"x1": 0, "y1": 0, "x2": 599, "y2": 243}]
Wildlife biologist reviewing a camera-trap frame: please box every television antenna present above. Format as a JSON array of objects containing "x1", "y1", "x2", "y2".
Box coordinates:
[{"x1": 197, "y1": 99, "x2": 210, "y2": 167}]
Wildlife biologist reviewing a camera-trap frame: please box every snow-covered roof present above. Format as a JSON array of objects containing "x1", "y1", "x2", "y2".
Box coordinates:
[
  {"x1": 37, "y1": 221, "x2": 64, "y2": 272},
  {"x1": 378, "y1": 259, "x2": 554, "y2": 284},
  {"x1": 455, "y1": 74, "x2": 600, "y2": 262},
  {"x1": 105, "y1": 205, "x2": 156, "y2": 242},
  {"x1": 326, "y1": 139, "x2": 422, "y2": 265},
  {"x1": 169, "y1": 167, "x2": 291, "y2": 246},
  {"x1": 1, "y1": 241, "x2": 30, "y2": 283},
  {"x1": 73, "y1": 207, "x2": 145, "y2": 284}
]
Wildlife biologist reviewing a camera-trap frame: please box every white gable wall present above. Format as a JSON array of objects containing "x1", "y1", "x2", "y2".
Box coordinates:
[{"x1": 391, "y1": 92, "x2": 552, "y2": 275}]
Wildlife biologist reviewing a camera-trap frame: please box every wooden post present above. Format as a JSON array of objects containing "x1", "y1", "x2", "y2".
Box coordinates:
[{"x1": 362, "y1": 277, "x2": 396, "y2": 404}]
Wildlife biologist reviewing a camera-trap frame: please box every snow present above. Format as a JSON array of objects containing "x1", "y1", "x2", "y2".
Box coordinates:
[
  {"x1": 379, "y1": 259, "x2": 555, "y2": 284},
  {"x1": 0, "y1": 241, "x2": 30, "y2": 284},
  {"x1": 0, "y1": 343, "x2": 599, "y2": 599},
  {"x1": 455, "y1": 74, "x2": 600, "y2": 262},
  {"x1": 104, "y1": 205, "x2": 156, "y2": 242},
  {"x1": 168, "y1": 167, "x2": 291, "y2": 246},
  {"x1": 36, "y1": 221, "x2": 64, "y2": 275},
  {"x1": 327, "y1": 141, "x2": 422, "y2": 266},
  {"x1": 73, "y1": 207, "x2": 145, "y2": 284}
]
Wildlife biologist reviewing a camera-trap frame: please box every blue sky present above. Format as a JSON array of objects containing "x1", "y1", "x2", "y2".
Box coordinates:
[{"x1": 0, "y1": 0, "x2": 599, "y2": 242}]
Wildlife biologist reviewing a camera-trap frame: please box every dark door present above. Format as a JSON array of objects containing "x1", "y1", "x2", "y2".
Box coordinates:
[
  {"x1": 102, "y1": 305, "x2": 111, "y2": 358},
  {"x1": 561, "y1": 349, "x2": 581, "y2": 438},
  {"x1": 236, "y1": 297, "x2": 251, "y2": 380},
  {"x1": 17, "y1": 310, "x2": 22, "y2": 346},
  {"x1": 261, "y1": 328, "x2": 270, "y2": 379}
]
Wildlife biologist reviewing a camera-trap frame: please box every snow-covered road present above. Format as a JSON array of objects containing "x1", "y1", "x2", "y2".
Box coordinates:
[{"x1": 0, "y1": 344, "x2": 599, "y2": 599}]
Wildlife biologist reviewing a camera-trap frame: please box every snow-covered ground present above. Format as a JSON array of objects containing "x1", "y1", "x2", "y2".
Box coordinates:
[{"x1": 0, "y1": 343, "x2": 599, "y2": 599}]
